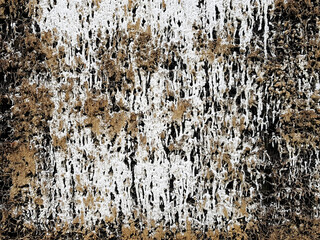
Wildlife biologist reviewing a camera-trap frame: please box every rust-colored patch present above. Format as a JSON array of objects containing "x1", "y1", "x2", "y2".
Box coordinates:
[
  {"x1": 121, "y1": 221, "x2": 141, "y2": 240},
  {"x1": 83, "y1": 193, "x2": 94, "y2": 208},
  {"x1": 193, "y1": 26, "x2": 234, "y2": 62},
  {"x1": 127, "y1": 112, "x2": 139, "y2": 137},
  {"x1": 34, "y1": 197, "x2": 44, "y2": 206},
  {"x1": 52, "y1": 135, "x2": 67, "y2": 151},
  {"x1": 6, "y1": 143, "x2": 37, "y2": 200},
  {"x1": 92, "y1": 0, "x2": 102, "y2": 9},
  {"x1": 83, "y1": 93, "x2": 109, "y2": 136},
  {"x1": 172, "y1": 100, "x2": 190, "y2": 122},
  {"x1": 11, "y1": 81, "x2": 54, "y2": 140},
  {"x1": 133, "y1": 29, "x2": 160, "y2": 73},
  {"x1": 109, "y1": 111, "x2": 128, "y2": 139}
]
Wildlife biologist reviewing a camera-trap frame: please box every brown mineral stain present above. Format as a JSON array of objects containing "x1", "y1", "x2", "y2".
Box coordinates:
[
  {"x1": 240, "y1": 200, "x2": 248, "y2": 216},
  {"x1": 80, "y1": 211, "x2": 85, "y2": 225},
  {"x1": 0, "y1": 0, "x2": 5, "y2": 17},
  {"x1": 206, "y1": 229, "x2": 220, "y2": 239},
  {"x1": 172, "y1": 100, "x2": 190, "y2": 121},
  {"x1": 134, "y1": 30, "x2": 160, "y2": 73},
  {"x1": 162, "y1": 0, "x2": 166, "y2": 10},
  {"x1": 311, "y1": 92, "x2": 320, "y2": 101},
  {"x1": 122, "y1": 221, "x2": 140, "y2": 240},
  {"x1": 239, "y1": 116, "x2": 246, "y2": 132},
  {"x1": 72, "y1": 216, "x2": 79, "y2": 225},
  {"x1": 85, "y1": 116, "x2": 101, "y2": 135},
  {"x1": 154, "y1": 223, "x2": 165, "y2": 240},
  {"x1": 75, "y1": 175, "x2": 84, "y2": 192},
  {"x1": 280, "y1": 107, "x2": 320, "y2": 147},
  {"x1": 127, "y1": 18, "x2": 141, "y2": 34},
  {"x1": 109, "y1": 111, "x2": 128, "y2": 139},
  {"x1": 83, "y1": 232, "x2": 97, "y2": 240},
  {"x1": 76, "y1": 174, "x2": 81, "y2": 184},
  {"x1": 6, "y1": 144, "x2": 37, "y2": 200},
  {"x1": 41, "y1": 30, "x2": 53, "y2": 44},
  {"x1": 92, "y1": 0, "x2": 102, "y2": 9},
  {"x1": 83, "y1": 193, "x2": 94, "y2": 208},
  {"x1": 140, "y1": 134, "x2": 147, "y2": 145},
  {"x1": 127, "y1": 64, "x2": 135, "y2": 83},
  {"x1": 82, "y1": 93, "x2": 109, "y2": 135},
  {"x1": 222, "y1": 153, "x2": 233, "y2": 172},
  {"x1": 193, "y1": 26, "x2": 234, "y2": 62},
  {"x1": 34, "y1": 197, "x2": 44, "y2": 206},
  {"x1": 127, "y1": 0, "x2": 135, "y2": 11},
  {"x1": 0, "y1": 1, "x2": 59, "y2": 237},
  {"x1": 11, "y1": 81, "x2": 54, "y2": 140},
  {"x1": 223, "y1": 207, "x2": 228, "y2": 219},
  {"x1": 127, "y1": 112, "x2": 139, "y2": 137},
  {"x1": 40, "y1": 29, "x2": 67, "y2": 75},
  {"x1": 52, "y1": 135, "x2": 67, "y2": 151},
  {"x1": 160, "y1": 131, "x2": 166, "y2": 139},
  {"x1": 176, "y1": 220, "x2": 197, "y2": 240},
  {"x1": 141, "y1": 228, "x2": 150, "y2": 240}
]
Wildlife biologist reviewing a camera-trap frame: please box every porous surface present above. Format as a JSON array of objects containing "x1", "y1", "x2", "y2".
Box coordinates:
[{"x1": 1, "y1": 0, "x2": 320, "y2": 239}]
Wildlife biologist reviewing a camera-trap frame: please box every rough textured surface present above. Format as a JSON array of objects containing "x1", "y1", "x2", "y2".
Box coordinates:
[{"x1": 1, "y1": 0, "x2": 320, "y2": 239}]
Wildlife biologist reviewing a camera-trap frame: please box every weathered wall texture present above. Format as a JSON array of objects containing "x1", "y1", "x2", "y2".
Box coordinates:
[{"x1": 1, "y1": 0, "x2": 320, "y2": 239}]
